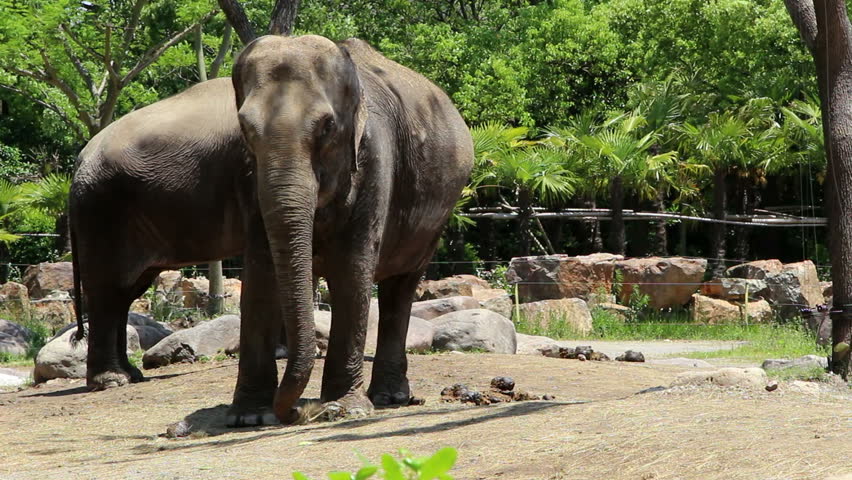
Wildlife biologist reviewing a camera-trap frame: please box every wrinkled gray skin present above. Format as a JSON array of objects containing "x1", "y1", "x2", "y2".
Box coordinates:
[
  {"x1": 230, "y1": 35, "x2": 473, "y2": 425},
  {"x1": 70, "y1": 78, "x2": 280, "y2": 390}
]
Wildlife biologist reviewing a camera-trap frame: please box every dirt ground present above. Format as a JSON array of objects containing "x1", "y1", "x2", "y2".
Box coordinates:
[{"x1": 1, "y1": 352, "x2": 850, "y2": 480}]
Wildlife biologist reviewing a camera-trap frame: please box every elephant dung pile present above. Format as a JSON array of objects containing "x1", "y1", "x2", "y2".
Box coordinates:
[{"x1": 440, "y1": 376, "x2": 555, "y2": 406}]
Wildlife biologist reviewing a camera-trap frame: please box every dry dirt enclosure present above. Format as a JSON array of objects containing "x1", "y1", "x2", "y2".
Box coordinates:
[{"x1": 1, "y1": 353, "x2": 850, "y2": 480}]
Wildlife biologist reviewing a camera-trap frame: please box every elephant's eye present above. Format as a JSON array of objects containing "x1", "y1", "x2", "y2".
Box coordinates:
[{"x1": 317, "y1": 115, "x2": 336, "y2": 139}]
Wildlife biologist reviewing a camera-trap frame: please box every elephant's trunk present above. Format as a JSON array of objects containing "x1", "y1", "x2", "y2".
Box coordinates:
[{"x1": 257, "y1": 157, "x2": 318, "y2": 424}]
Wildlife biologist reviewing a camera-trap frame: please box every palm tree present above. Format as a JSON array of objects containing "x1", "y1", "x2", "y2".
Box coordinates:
[
  {"x1": 0, "y1": 180, "x2": 23, "y2": 283},
  {"x1": 471, "y1": 123, "x2": 577, "y2": 256},
  {"x1": 20, "y1": 173, "x2": 72, "y2": 254}
]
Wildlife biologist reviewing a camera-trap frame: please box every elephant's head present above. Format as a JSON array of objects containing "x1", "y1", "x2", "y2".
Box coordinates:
[{"x1": 233, "y1": 35, "x2": 367, "y2": 423}]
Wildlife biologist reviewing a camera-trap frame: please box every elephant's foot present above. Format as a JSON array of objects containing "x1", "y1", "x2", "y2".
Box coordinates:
[
  {"x1": 120, "y1": 360, "x2": 145, "y2": 383},
  {"x1": 225, "y1": 405, "x2": 280, "y2": 427},
  {"x1": 87, "y1": 370, "x2": 132, "y2": 391},
  {"x1": 313, "y1": 390, "x2": 374, "y2": 423},
  {"x1": 368, "y1": 376, "x2": 421, "y2": 407}
]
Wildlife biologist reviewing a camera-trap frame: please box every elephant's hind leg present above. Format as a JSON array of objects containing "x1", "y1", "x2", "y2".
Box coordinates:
[
  {"x1": 368, "y1": 271, "x2": 422, "y2": 406},
  {"x1": 86, "y1": 284, "x2": 141, "y2": 390}
]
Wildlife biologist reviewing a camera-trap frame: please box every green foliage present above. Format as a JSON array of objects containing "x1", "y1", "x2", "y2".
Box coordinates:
[
  {"x1": 294, "y1": 448, "x2": 457, "y2": 480},
  {"x1": 766, "y1": 365, "x2": 831, "y2": 383},
  {"x1": 479, "y1": 264, "x2": 512, "y2": 294}
]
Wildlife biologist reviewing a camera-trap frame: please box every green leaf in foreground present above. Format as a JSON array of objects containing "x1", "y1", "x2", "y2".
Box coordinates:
[{"x1": 417, "y1": 448, "x2": 457, "y2": 480}]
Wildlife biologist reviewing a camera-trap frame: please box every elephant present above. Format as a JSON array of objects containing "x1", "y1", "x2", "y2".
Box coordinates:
[
  {"x1": 228, "y1": 34, "x2": 473, "y2": 426},
  {"x1": 69, "y1": 77, "x2": 280, "y2": 390}
]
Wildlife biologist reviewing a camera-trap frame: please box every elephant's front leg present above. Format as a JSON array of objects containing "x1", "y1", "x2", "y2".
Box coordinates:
[
  {"x1": 368, "y1": 271, "x2": 422, "y2": 406},
  {"x1": 321, "y1": 260, "x2": 375, "y2": 418},
  {"x1": 227, "y1": 216, "x2": 281, "y2": 427}
]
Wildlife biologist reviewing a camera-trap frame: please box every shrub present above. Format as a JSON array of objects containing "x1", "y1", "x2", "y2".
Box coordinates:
[{"x1": 294, "y1": 447, "x2": 457, "y2": 480}]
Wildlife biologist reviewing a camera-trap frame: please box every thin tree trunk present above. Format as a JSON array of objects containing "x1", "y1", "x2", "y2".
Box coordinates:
[
  {"x1": 588, "y1": 196, "x2": 604, "y2": 253},
  {"x1": 480, "y1": 218, "x2": 495, "y2": 260},
  {"x1": 734, "y1": 173, "x2": 750, "y2": 260},
  {"x1": 608, "y1": 176, "x2": 625, "y2": 255},
  {"x1": 56, "y1": 213, "x2": 71, "y2": 255},
  {"x1": 710, "y1": 166, "x2": 727, "y2": 278},
  {"x1": 217, "y1": 0, "x2": 256, "y2": 44},
  {"x1": 653, "y1": 186, "x2": 668, "y2": 256},
  {"x1": 786, "y1": 0, "x2": 852, "y2": 377},
  {"x1": 518, "y1": 188, "x2": 532, "y2": 256},
  {"x1": 195, "y1": 25, "x2": 208, "y2": 83},
  {"x1": 269, "y1": 0, "x2": 301, "y2": 35}
]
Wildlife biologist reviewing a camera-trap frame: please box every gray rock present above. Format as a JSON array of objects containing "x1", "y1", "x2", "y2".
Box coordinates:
[
  {"x1": 431, "y1": 309, "x2": 517, "y2": 354},
  {"x1": 22, "y1": 262, "x2": 74, "y2": 299},
  {"x1": 726, "y1": 260, "x2": 784, "y2": 279},
  {"x1": 0, "y1": 318, "x2": 33, "y2": 351},
  {"x1": 616, "y1": 350, "x2": 645, "y2": 362},
  {"x1": 127, "y1": 313, "x2": 174, "y2": 350},
  {"x1": 0, "y1": 369, "x2": 29, "y2": 388},
  {"x1": 764, "y1": 261, "x2": 824, "y2": 318},
  {"x1": 142, "y1": 315, "x2": 240, "y2": 369},
  {"x1": 481, "y1": 294, "x2": 513, "y2": 319},
  {"x1": 761, "y1": 354, "x2": 828, "y2": 371},
  {"x1": 801, "y1": 308, "x2": 832, "y2": 345},
  {"x1": 411, "y1": 296, "x2": 481, "y2": 320},
  {"x1": 671, "y1": 367, "x2": 768, "y2": 389},
  {"x1": 700, "y1": 278, "x2": 770, "y2": 301},
  {"x1": 506, "y1": 253, "x2": 623, "y2": 303},
  {"x1": 34, "y1": 325, "x2": 140, "y2": 382},
  {"x1": 616, "y1": 257, "x2": 707, "y2": 309}
]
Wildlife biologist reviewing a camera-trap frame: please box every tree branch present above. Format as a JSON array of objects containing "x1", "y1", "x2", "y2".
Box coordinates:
[
  {"x1": 33, "y1": 48, "x2": 95, "y2": 131},
  {"x1": 784, "y1": 0, "x2": 818, "y2": 52},
  {"x1": 118, "y1": 0, "x2": 149, "y2": 64},
  {"x1": 218, "y1": 0, "x2": 256, "y2": 45},
  {"x1": 210, "y1": 24, "x2": 232, "y2": 79},
  {"x1": 269, "y1": 0, "x2": 301, "y2": 36},
  {"x1": 59, "y1": 24, "x2": 104, "y2": 61},
  {"x1": 0, "y1": 83, "x2": 85, "y2": 141},
  {"x1": 57, "y1": 27, "x2": 96, "y2": 100},
  {"x1": 121, "y1": 10, "x2": 218, "y2": 88}
]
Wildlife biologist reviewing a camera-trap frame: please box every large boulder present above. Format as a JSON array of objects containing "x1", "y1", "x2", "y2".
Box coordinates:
[
  {"x1": 22, "y1": 262, "x2": 74, "y2": 299},
  {"x1": 691, "y1": 294, "x2": 740, "y2": 324},
  {"x1": 142, "y1": 315, "x2": 240, "y2": 368},
  {"x1": 0, "y1": 282, "x2": 30, "y2": 317},
  {"x1": 480, "y1": 294, "x2": 513, "y2": 318},
  {"x1": 515, "y1": 333, "x2": 560, "y2": 356},
  {"x1": 765, "y1": 261, "x2": 824, "y2": 318},
  {"x1": 514, "y1": 298, "x2": 593, "y2": 336},
  {"x1": 153, "y1": 270, "x2": 184, "y2": 294},
  {"x1": 699, "y1": 278, "x2": 770, "y2": 301},
  {"x1": 30, "y1": 290, "x2": 76, "y2": 332},
  {"x1": 726, "y1": 259, "x2": 784, "y2": 280},
  {"x1": 761, "y1": 354, "x2": 828, "y2": 371},
  {"x1": 742, "y1": 299, "x2": 773, "y2": 323},
  {"x1": 416, "y1": 277, "x2": 473, "y2": 300},
  {"x1": 671, "y1": 367, "x2": 768, "y2": 389},
  {"x1": 222, "y1": 278, "x2": 242, "y2": 311},
  {"x1": 34, "y1": 324, "x2": 140, "y2": 382},
  {"x1": 179, "y1": 277, "x2": 210, "y2": 309},
  {"x1": 431, "y1": 309, "x2": 516, "y2": 354},
  {"x1": 410, "y1": 296, "x2": 480, "y2": 320},
  {"x1": 127, "y1": 313, "x2": 173, "y2": 350},
  {"x1": 506, "y1": 253, "x2": 622, "y2": 303},
  {"x1": 616, "y1": 257, "x2": 706, "y2": 309},
  {"x1": 0, "y1": 319, "x2": 33, "y2": 356}
]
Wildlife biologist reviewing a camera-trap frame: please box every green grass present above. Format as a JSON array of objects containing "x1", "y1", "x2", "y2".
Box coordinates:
[
  {"x1": 765, "y1": 365, "x2": 832, "y2": 382},
  {"x1": 513, "y1": 307, "x2": 829, "y2": 362},
  {"x1": 0, "y1": 307, "x2": 52, "y2": 367}
]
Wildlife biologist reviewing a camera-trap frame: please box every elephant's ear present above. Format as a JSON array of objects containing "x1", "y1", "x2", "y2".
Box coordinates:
[{"x1": 352, "y1": 89, "x2": 368, "y2": 171}]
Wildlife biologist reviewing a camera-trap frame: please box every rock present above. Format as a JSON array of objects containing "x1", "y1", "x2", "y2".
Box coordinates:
[
  {"x1": 671, "y1": 367, "x2": 768, "y2": 389},
  {"x1": 410, "y1": 296, "x2": 481, "y2": 320},
  {"x1": 34, "y1": 324, "x2": 140, "y2": 382},
  {"x1": 222, "y1": 278, "x2": 242, "y2": 311},
  {"x1": 761, "y1": 354, "x2": 828, "y2": 371},
  {"x1": 490, "y1": 376, "x2": 515, "y2": 391},
  {"x1": 691, "y1": 294, "x2": 741, "y2": 324},
  {"x1": 787, "y1": 380, "x2": 821, "y2": 395},
  {"x1": 514, "y1": 298, "x2": 593, "y2": 336},
  {"x1": 594, "y1": 302, "x2": 631, "y2": 321},
  {"x1": 129, "y1": 298, "x2": 151, "y2": 314},
  {"x1": 616, "y1": 350, "x2": 645, "y2": 362},
  {"x1": 0, "y1": 282, "x2": 30, "y2": 316},
  {"x1": 22, "y1": 262, "x2": 74, "y2": 299},
  {"x1": 431, "y1": 309, "x2": 516, "y2": 354},
  {"x1": 765, "y1": 381, "x2": 778, "y2": 392},
  {"x1": 30, "y1": 290, "x2": 76, "y2": 332},
  {"x1": 558, "y1": 345, "x2": 610, "y2": 361},
  {"x1": 416, "y1": 277, "x2": 473, "y2": 300},
  {"x1": 127, "y1": 313, "x2": 173, "y2": 350},
  {"x1": 821, "y1": 281, "x2": 833, "y2": 304},
  {"x1": 142, "y1": 315, "x2": 240, "y2": 369},
  {"x1": 0, "y1": 319, "x2": 33, "y2": 356},
  {"x1": 179, "y1": 277, "x2": 210, "y2": 309},
  {"x1": 741, "y1": 299, "x2": 773, "y2": 323},
  {"x1": 726, "y1": 259, "x2": 784, "y2": 279},
  {"x1": 802, "y1": 307, "x2": 832, "y2": 345},
  {"x1": 165, "y1": 420, "x2": 193, "y2": 438},
  {"x1": 506, "y1": 253, "x2": 623, "y2": 302},
  {"x1": 0, "y1": 368, "x2": 29, "y2": 388},
  {"x1": 153, "y1": 270, "x2": 184, "y2": 294},
  {"x1": 480, "y1": 294, "x2": 513, "y2": 319},
  {"x1": 515, "y1": 333, "x2": 561, "y2": 357},
  {"x1": 699, "y1": 278, "x2": 770, "y2": 301},
  {"x1": 765, "y1": 261, "x2": 824, "y2": 318},
  {"x1": 364, "y1": 300, "x2": 434, "y2": 353},
  {"x1": 616, "y1": 257, "x2": 707, "y2": 309},
  {"x1": 314, "y1": 310, "x2": 331, "y2": 353},
  {"x1": 648, "y1": 358, "x2": 714, "y2": 368}
]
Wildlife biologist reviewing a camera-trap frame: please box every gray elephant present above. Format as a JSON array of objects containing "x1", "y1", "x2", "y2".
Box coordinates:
[
  {"x1": 70, "y1": 78, "x2": 280, "y2": 389},
  {"x1": 228, "y1": 35, "x2": 473, "y2": 426}
]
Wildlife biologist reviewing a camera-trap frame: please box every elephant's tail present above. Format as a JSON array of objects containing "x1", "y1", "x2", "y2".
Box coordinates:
[{"x1": 70, "y1": 222, "x2": 85, "y2": 342}]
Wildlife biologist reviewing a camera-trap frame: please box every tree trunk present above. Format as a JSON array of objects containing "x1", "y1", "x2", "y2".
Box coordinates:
[
  {"x1": 269, "y1": 0, "x2": 301, "y2": 35},
  {"x1": 785, "y1": 0, "x2": 852, "y2": 378},
  {"x1": 480, "y1": 218, "x2": 495, "y2": 261},
  {"x1": 55, "y1": 213, "x2": 71, "y2": 255},
  {"x1": 734, "y1": 173, "x2": 750, "y2": 261},
  {"x1": 652, "y1": 186, "x2": 668, "y2": 256},
  {"x1": 608, "y1": 176, "x2": 625, "y2": 255},
  {"x1": 518, "y1": 188, "x2": 532, "y2": 256},
  {"x1": 217, "y1": 0, "x2": 257, "y2": 44},
  {"x1": 587, "y1": 196, "x2": 604, "y2": 253},
  {"x1": 710, "y1": 166, "x2": 727, "y2": 278}
]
